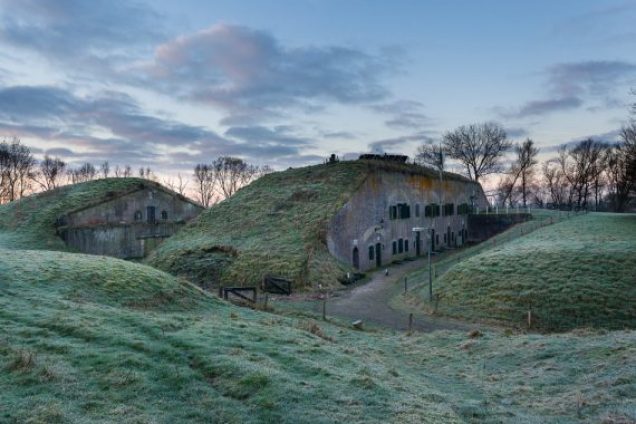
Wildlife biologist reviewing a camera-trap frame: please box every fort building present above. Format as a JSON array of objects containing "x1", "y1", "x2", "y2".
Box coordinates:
[{"x1": 56, "y1": 181, "x2": 202, "y2": 259}]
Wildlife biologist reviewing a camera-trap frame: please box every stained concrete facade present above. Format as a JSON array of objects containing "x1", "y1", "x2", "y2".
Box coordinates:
[
  {"x1": 58, "y1": 184, "x2": 202, "y2": 258},
  {"x1": 327, "y1": 171, "x2": 489, "y2": 272}
]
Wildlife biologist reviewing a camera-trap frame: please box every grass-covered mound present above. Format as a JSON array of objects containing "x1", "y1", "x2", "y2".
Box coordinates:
[
  {"x1": 0, "y1": 249, "x2": 207, "y2": 310},
  {"x1": 410, "y1": 213, "x2": 636, "y2": 331},
  {"x1": 0, "y1": 178, "x2": 167, "y2": 250},
  {"x1": 148, "y1": 162, "x2": 370, "y2": 289},
  {"x1": 149, "y1": 160, "x2": 475, "y2": 290},
  {"x1": 2, "y1": 254, "x2": 634, "y2": 423}
]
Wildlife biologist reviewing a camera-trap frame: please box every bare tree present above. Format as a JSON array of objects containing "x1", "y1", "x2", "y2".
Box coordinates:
[
  {"x1": 0, "y1": 137, "x2": 37, "y2": 202},
  {"x1": 542, "y1": 159, "x2": 569, "y2": 208},
  {"x1": 442, "y1": 122, "x2": 512, "y2": 182},
  {"x1": 193, "y1": 164, "x2": 216, "y2": 207},
  {"x1": 70, "y1": 163, "x2": 97, "y2": 184},
  {"x1": 37, "y1": 155, "x2": 66, "y2": 191},
  {"x1": 164, "y1": 173, "x2": 189, "y2": 196},
  {"x1": 212, "y1": 156, "x2": 259, "y2": 198},
  {"x1": 501, "y1": 139, "x2": 539, "y2": 207},
  {"x1": 100, "y1": 161, "x2": 110, "y2": 178},
  {"x1": 415, "y1": 141, "x2": 444, "y2": 172}
]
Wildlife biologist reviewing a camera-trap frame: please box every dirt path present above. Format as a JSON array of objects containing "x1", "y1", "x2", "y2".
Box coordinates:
[{"x1": 308, "y1": 258, "x2": 472, "y2": 333}]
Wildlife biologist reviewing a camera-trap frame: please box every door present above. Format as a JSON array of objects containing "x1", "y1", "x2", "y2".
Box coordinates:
[
  {"x1": 375, "y1": 243, "x2": 382, "y2": 267},
  {"x1": 147, "y1": 206, "x2": 156, "y2": 224},
  {"x1": 352, "y1": 247, "x2": 359, "y2": 270},
  {"x1": 415, "y1": 231, "x2": 421, "y2": 256}
]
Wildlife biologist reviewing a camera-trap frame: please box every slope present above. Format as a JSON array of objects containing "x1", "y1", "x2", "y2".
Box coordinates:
[{"x1": 407, "y1": 213, "x2": 636, "y2": 331}]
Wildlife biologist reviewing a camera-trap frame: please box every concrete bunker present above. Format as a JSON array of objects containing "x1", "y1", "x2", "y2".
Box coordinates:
[{"x1": 56, "y1": 182, "x2": 203, "y2": 259}]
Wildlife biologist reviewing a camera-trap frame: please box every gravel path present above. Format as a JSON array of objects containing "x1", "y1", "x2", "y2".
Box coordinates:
[{"x1": 311, "y1": 258, "x2": 472, "y2": 333}]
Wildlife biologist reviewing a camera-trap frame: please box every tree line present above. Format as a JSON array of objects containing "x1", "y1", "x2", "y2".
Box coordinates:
[
  {"x1": 0, "y1": 137, "x2": 271, "y2": 207},
  {"x1": 416, "y1": 114, "x2": 636, "y2": 212}
]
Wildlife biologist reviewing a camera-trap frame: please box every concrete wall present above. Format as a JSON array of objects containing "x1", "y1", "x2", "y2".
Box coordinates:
[
  {"x1": 60, "y1": 223, "x2": 183, "y2": 258},
  {"x1": 64, "y1": 188, "x2": 201, "y2": 227},
  {"x1": 58, "y1": 188, "x2": 202, "y2": 258},
  {"x1": 327, "y1": 171, "x2": 489, "y2": 272}
]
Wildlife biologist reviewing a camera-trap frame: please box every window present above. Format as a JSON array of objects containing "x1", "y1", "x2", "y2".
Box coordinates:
[
  {"x1": 389, "y1": 203, "x2": 411, "y2": 220},
  {"x1": 398, "y1": 238, "x2": 404, "y2": 253},
  {"x1": 405, "y1": 239, "x2": 409, "y2": 252},
  {"x1": 389, "y1": 205, "x2": 397, "y2": 220},
  {"x1": 161, "y1": 210, "x2": 168, "y2": 220},
  {"x1": 436, "y1": 234, "x2": 440, "y2": 245},
  {"x1": 415, "y1": 204, "x2": 420, "y2": 217},
  {"x1": 443, "y1": 203, "x2": 454, "y2": 216},
  {"x1": 425, "y1": 204, "x2": 441, "y2": 217},
  {"x1": 368, "y1": 246, "x2": 375, "y2": 261},
  {"x1": 392, "y1": 241, "x2": 397, "y2": 255},
  {"x1": 444, "y1": 233, "x2": 447, "y2": 243},
  {"x1": 458, "y1": 203, "x2": 471, "y2": 215},
  {"x1": 134, "y1": 210, "x2": 142, "y2": 221}
]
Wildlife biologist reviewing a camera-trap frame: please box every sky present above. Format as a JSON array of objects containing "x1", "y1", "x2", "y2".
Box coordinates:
[{"x1": 0, "y1": 0, "x2": 635, "y2": 180}]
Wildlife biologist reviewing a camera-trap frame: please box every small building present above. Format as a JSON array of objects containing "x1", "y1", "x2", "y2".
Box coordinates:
[
  {"x1": 327, "y1": 160, "x2": 488, "y2": 272},
  {"x1": 57, "y1": 181, "x2": 202, "y2": 258}
]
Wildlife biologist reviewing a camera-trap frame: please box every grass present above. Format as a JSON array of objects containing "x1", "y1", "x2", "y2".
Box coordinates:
[
  {"x1": 1, "y1": 250, "x2": 634, "y2": 423},
  {"x1": 404, "y1": 213, "x2": 636, "y2": 331},
  {"x1": 0, "y1": 183, "x2": 634, "y2": 422}
]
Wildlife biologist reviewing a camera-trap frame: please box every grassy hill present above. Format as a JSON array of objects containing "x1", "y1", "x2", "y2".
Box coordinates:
[
  {"x1": 0, "y1": 178, "x2": 164, "y2": 250},
  {"x1": 148, "y1": 160, "x2": 477, "y2": 290},
  {"x1": 1, "y1": 248, "x2": 634, "y2": 423},
  {"x1": 147, "y1": 162, "x2": 369, "y2": 290},
  {"x1": 406, "y1": 213, "x2": 636, "y2": 331}
]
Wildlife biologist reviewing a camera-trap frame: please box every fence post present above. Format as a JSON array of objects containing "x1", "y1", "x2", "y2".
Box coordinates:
[
  {"x1": 322, "y1": 299, "x2": 327, "y2": 321},
  {"x1": 527, "y1": 309, "x2": 532, "y2": 328},
  {"x1": 408, "y1": 313, "x2": 413, "y2": 333},
  {"x1": 404, "y1": 277, "x2": 407, "y2": 293}
]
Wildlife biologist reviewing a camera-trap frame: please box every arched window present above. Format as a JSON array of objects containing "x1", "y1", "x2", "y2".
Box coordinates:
[
  {"x1": 161, "y1": 210, "x2": 168, "y2": 220},
  {"x1": 134, "y1": 210, "x2": 142, "y2": 221}
]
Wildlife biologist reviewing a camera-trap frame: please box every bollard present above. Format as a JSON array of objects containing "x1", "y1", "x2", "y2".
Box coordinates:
[
  {"x1": 404, "y1": 277, "x2": 407, "y2": 293},
  {"x1": 322, "y1": 299, "x2": 326, "y2": 321},
  {"x1": 408, "y1": 313, "x2": 414, "y2": 333}
]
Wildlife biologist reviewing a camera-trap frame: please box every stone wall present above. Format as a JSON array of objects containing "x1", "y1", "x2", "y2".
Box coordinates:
[
  {"x1": 60, "y1": 223, "x2": 182, "y2": 258},
  {"x1": 58, "y1": 187, "x2": 202, "y2": 258},
  {"x1": 63, "y1": 188, "x2": 200, "y2": 227},
  {"x1": 326, "y1": 171, "x2": 489, "y2": 272}
]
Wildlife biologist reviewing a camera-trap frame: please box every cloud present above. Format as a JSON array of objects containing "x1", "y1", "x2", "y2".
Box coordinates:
[
  {"x1": 367, "y1": 132, "x2": 432, "y2": 154},
  {"x1": 370, "y1": 100, "x2": 431, "y2": 130},
  {"x1": 542, "y1": 129, "x2": 624, "y2": 153},
  {"x1": 0, "y1": 84, "x2": 326, "y2": 169},
  {"x1": 511, "y1": 96, "x2": 583, "y2": 118},
  {"x1": 136, "y1": 24, "x2": 396, "y2": 123},
  {"x1": 499, "y1": 60, "x2": 636, "y2": 119},
  {"x1": 504, "y1": 127, "x2": 529, "y2": 138},
  {"x1": 0, "y1": 0, "x2": 162, "y2": 69}
]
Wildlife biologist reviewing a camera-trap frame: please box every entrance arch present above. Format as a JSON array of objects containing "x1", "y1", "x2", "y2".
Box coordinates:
[{"x1": 352, "y1": 247, "x2": 360, "y2": 270}]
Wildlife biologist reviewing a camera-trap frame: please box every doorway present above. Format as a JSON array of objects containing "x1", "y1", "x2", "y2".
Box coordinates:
[
  {"x1": 147, "y1": 206, "x2": 156, "y2": 224},
  {"x1": 415, "y1": 231, "x2": 421, "y2": 256},
  {"x1": 375, "y1": 243, "x2": 382, "y2": 267},
  {"x1": 352, "y1": 247, "x2": 359, "y2": 270}
]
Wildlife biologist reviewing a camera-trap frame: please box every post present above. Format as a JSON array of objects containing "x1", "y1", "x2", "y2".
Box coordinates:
[
  {"x1": 428, "y1": 230, "x2": 433, "y2": 302},
  {"x1": 322, "y1": 299, "x2": 326, "y2": 321},
  {"x1": 527, "y1": 309, "x2": 532, "y2": 328},
  {"x1": 408, "y1": 313, "x2": 414, "y2": 333},
  {"x1": 264, "y1": 293, "x2": 269, "y2": 310},
  {"x1": 404, "y1": 277, "x2": 407, "y2": 293}
]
